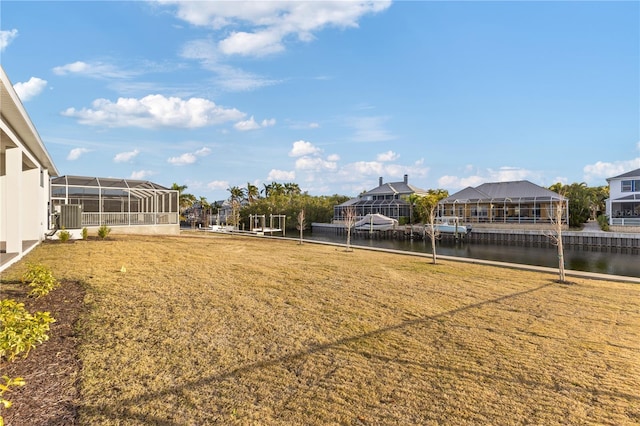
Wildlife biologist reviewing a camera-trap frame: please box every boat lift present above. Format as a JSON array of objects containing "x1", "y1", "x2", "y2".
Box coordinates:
[{"x1": 249, "y1": 214, "x2": 286, "y2": 236}]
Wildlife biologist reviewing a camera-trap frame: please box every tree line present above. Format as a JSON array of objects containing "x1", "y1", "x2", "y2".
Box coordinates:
[{"x1": 171, "y1": 182, "x2": 349, "y2": 230}]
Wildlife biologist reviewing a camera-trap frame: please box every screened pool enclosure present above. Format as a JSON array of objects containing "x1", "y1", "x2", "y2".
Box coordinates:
[{"x1": 50, "y1": 176, "x2": 179, "y2": 229}]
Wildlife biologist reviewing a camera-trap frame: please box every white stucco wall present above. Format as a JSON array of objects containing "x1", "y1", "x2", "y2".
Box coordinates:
[{"x1": 1, "y1": 65, "x2": 58, "y2": 272}]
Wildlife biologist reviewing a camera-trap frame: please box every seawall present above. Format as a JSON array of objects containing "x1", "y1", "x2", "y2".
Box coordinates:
[{"x1": 311, "y1": 223, "x2": 640, "y2": 251}]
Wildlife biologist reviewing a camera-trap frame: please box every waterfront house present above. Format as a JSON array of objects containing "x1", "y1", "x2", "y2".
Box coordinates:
[
  {"x1": 1, "y1": 66, "x2": 59, "y2": 272},
  {"x1": 438, "y1": 180, "x2": 568, "y2": 228},
  {"x1": 606, "y1": 168, "x2": 640, "y2": 229},
  {"x1": 334, "y1": 175, "x2": 428, "y2": 223}
]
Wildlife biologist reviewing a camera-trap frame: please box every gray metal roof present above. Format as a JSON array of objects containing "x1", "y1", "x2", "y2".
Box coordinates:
[
  {"x1": 363, "y1": 181, "x2": 427, "y2": 197},
  {"x1": 610, "y1": 193, "x2": 640, "y2": 201},
  {"x1": 440, "y1": 186, "x2": 488, "y2": 203},
  {"x1": 607, "y1": 168, "x2": 640, "y2": 181},
  {"x1": 51, "y1": 175, "x2": 170, "y2": 190},
  {"x1": 442, "y1": 180, "x2": 565, "y2": 203}
]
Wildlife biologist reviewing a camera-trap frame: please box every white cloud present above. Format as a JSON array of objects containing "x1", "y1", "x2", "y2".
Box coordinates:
[
  {"x1": 207, "y1": 180, "x2": 229, "y2": 190},
  {"x1": 437, "y1": 166, "x2": 540, "y2": 190},
  {"x1": 195, "y1": 147, "x2": 212, "y2": 157},
  {"x1": 295, "y1": 156, "x2": 338, "y2": 172},
  {"x1": 438, "y1": 175, "x2": 487, "y2": 190},
  {"x1": 583, "y1": 158, "x2": 640, "y2": 183},
  {"x1": 167, "y1": 153, "x2": 197, "y2": 166},
  {"x1": 327, "y1": 154, "x2": 340, "y2": 162},
  {"x1": 161, "y1": 1, "x2": 392, "y2": 57},
  {"x1": 52, "y1": 61, "x2": 136, "y2": 79},
  {"x1": 180, "y1": 39, "x2": 281, "y2": 91},
  {"x1": 267, "y1": 169, "x2": 295, "y2": 181},
  {"x1": 114, "y1": 149, "x2": 140, "y2": 163},
  {"x1": 349, "y1": 116, "x2": 396, "y2": 142},
  {"x1": 219, "y1": 29, "x2": 284, "y2": 57},
  {"x1": 234, "y1": 117, "x2": 260, "y2": 131},
  {"x1": 234, "y1": 116, "x2": 276, "y2": 131},
  {"x1": 0, "y1": 29, "x2": 18, "y2": 52},
  {"x1": 167, "y1": 147, "x2": 211, "y2": 166},
  {"x1": 377, "y1": 150, "x2": 399, "y2": 162},
  {"x1": 13, "y1": 77, "x2": 47, "y2": 102},
  {"x1": 67, "y1": 148, "x2": 91, "y2": 161},
  {"x1": 130, "y1": 170, "x2": 155, "y2": 180},
  {"x1": 62, "y1": 94, "x2": 245, "y2": 128},
  {"x1": 288, "y1": 120, "x2": 320, "y2": 130},
  {"x1": 289, "y1": 140, "x2": 321, "y2": 157}
]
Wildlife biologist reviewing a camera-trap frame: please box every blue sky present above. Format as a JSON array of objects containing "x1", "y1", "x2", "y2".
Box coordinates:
[{"x1": 1, "y1": 1, "x2": 638, "y2": 201}]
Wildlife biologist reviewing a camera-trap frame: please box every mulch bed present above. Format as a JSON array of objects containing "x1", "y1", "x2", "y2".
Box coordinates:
[{"x1": 1, "y1": 280, "x2": 85, "y2": 426}]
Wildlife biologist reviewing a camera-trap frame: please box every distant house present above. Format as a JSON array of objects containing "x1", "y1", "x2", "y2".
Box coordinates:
[
  {"x1": 438, "y1": 180, "x2": 568, "y2": 227},
  {"x1": 334, "y1": 175, "x2": 428, "y2": 223},
  {"x1": 1, "y1": 66, "x2": 59, "y2": 272},
  {"x1": 606, "y1": 168, "x2": 640, "y2": 228}
]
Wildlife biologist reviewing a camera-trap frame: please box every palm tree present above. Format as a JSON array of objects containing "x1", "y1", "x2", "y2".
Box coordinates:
[
  {"x1": 246, "y1": 182, "x2": 259, "y2": 203},
  {"x1": 199, "y1": 196, "x2": 211, "y2": 227},
  {"x1": 227, "y1": 186, "x2": 245, "y2": 228},
  {"x1": 270, "y1": 182, "x2": 285, "y2": 197},
  {"x1": 284, "y1": 182, "x2": 301, "y2": 196},
  {"x1": 171, "y1": 183, "x2": 196, "y2": 221},
  {"x1": 261, "y1": 183, "x2": 272, "y2": 198}
]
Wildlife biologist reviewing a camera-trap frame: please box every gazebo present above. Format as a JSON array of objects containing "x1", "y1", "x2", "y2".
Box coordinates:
[{"x1": 50, "y1": 175, "x2": 179, "y2": 234}]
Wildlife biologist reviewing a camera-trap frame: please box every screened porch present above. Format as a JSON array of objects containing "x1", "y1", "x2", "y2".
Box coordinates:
[
  {"x1": 50, "y1": 175, "x2": 179, "y2": 228},
  {"x1": 437, "y1": 196, "x2": 569, "y2": 225},
  {"x1": 334, "y1": 198, "x2": 410, "y2": 223}
]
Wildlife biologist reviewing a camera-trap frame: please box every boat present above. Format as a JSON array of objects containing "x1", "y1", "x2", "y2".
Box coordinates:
[
  {"x1": 354, "y1": 213, "x2": 399, "y2": 231},
  {"x1": 433, "y1": 216, "x2": 471, "y2": 235}
]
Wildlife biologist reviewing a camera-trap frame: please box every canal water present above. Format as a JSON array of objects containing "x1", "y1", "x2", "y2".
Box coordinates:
[{"x1": 307, "y1": 231, "x2": 640, "y2": 278}]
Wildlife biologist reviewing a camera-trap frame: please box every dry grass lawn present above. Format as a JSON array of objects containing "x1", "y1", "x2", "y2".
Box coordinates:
[{"x1": 3, "y1": 233, "x2": 639, "y2": 425}]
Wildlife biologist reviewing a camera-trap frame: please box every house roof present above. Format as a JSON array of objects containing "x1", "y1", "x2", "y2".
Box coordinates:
[
  {"x1": 607, "y1": 168, "x2": 640, "y2": 181},
  {"x1": 51, "y1": 175, "x2": 171, "y2": 190},
  {"x1": 610, "y1": 193, "x2": 640, "y2": 201},
  {"x1": 1, "y1": 66, "x2": 59, "y2": 176},
  {"x1": 440, "y1": 186, "x2": 489, "y2": 203},
  {"x1": 442, "y1": 180, "x2": 565, "y2": 203},
  {"x1": 363, "y1": 180, "x2": 428, "y2": 197}
]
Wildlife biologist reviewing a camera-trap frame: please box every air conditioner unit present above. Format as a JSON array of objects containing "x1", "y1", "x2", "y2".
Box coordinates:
[{"x1": 59, "y1": 204, "x2": 82, "y2": 229}]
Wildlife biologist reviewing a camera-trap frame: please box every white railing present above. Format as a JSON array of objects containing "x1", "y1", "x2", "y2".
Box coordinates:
[
  {"x1": 82, "y1": 212, "x2": 179, "y2": 226},
  {"x1": 611, "y1": 217, "x2": 640, "y2": 226}
]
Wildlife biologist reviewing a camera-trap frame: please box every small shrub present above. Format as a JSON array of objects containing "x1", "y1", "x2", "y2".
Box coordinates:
[
  {"x1": 597, "y1": 214, "x2": 610, "y2": 231},
  {"x1": 57, "y1": 228, "x2": 71, "y2": 242},
  {"x1": 82, "y1": 227, "x2": 88, "y2": 240},
  {"x1": 0, "y1": 375, "x2": 26, "y2": 425},
  {"x1": 0, "y1": 299, "x2": 55, "y2": 361},
  {"x1": 22, "y1": 263, "x2": 59, "y2": 298},
  {"x1": 97, "y1": 224, "x2": 111, "y2": 239}
]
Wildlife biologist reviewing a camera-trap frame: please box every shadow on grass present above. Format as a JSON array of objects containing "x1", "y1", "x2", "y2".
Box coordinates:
[{"x1": 79, "y1": 282, "x2": 638, "y2": 424}]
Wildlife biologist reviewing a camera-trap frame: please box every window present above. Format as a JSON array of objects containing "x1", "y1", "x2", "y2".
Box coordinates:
[{"x1": 621, "y1": 180, "x2": 640, "y2": 192}]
